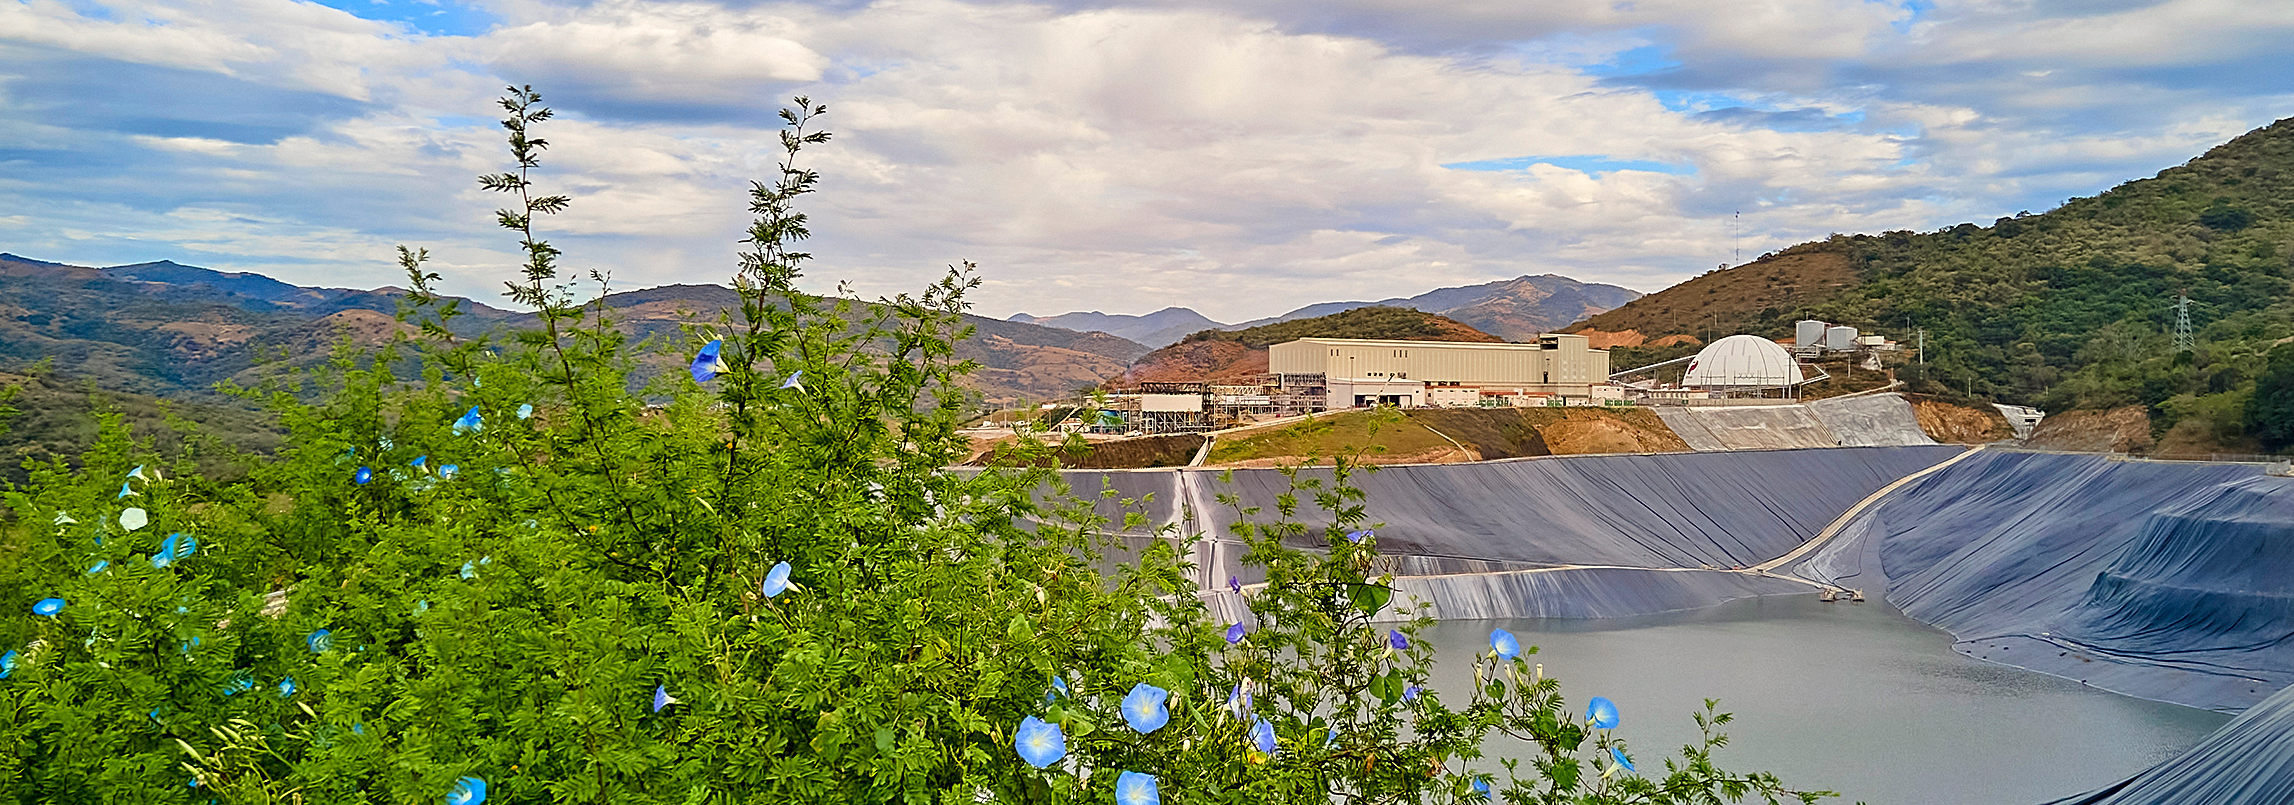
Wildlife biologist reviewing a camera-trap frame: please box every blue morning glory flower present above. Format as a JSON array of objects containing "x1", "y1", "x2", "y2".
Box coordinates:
[
  {"x1": 1251, "y1": 718, "x2": 1278, "y2": 755},
  {"x1": 86, "y1": 560, "x2": 108, "y2": 575},
  {"x1": 1121, "y1": 683, "x2": 1170, "y2": 734},
  {"x1": 127, "y1": 465, "x2": 148, "y2": 482},
  {"x1": 516, "y1": 403, "x2": 533, "y2": 420},
  {"x1": 1043, "y1": 674, "x2": 1069, "y2": 704},
  {"x1": 1471, "y1": 777, "x2": 1491, "y2": 799},
  {"x1": 446, "y1": 775, "x2": 487, "y2": 805},
  {"x1": 1228, "y1": 682, "x2": 1252, "y2": 716},
  {"x1": 117, "y1": 481, "x2": 137, "y2": 499},
  {"x1": 411, "y1": 455, "x2": 428, "y2": 470},
  {"x1": 1325, "y1": 727, "x2": 1338, "y2": 747},
  {"x1": 460, "y1": 561, "x2": 476, "y2": 579},
  {"x1": 221, "y1": 670, "x2": 253, "y2": 696},
  {"x1": 120, "y1": 508, "x2": 148, "y2": 531},
  {"x1": 1403, "y1": 685, "x2": 1421, "y2": 702},
  {"x1": 1346, "y1": 528, "x2": 1373, "y2": 543},
  {"x1": 439, "y1": 464, "x2": 459, "y2": 479},
  {"x1": 453, "y1": 406, "x2": 482, "y2": 435},
  {"x1": 1610, "y1": 747, "x2": 1635, "y2": 774},
  {"x1": 690, "y1": 339, "x2": 728, "y2": 383},
  {"x1": 354, "y1": 466, "x2": 373, "y2": 485},
  {"x1": 760, "y1": 562, "x2": 792, "y2": 598},
  {"x1": 1014, "y1": 715, "x2": 1065, "y2": 768},
  {"x1": 1389, "y1": 630, "x2": 1409, "y2": 650},
  {"x1": 1, "y1": 649, "x2": 17, "y2": 679},
  {"x1": 653, "y1": 684, "x2": 678, "y2": 713},
  {"x1": 307, "y1": 630, "x2": 334, "y2": 654},
  {"x1": 32, "y1": 598, "x2": 64, "y2": 617},
  {"x1": 1490, "y1": 627, "x2": 1519, "y2": 660},
  {"x1": 1225, "y1": 622, "x2": 1246, "y2": 644},
  {"x1": 153, "y1": 532, "x2": 198, "y2": 568},
  {"x1": 180, "y1": 637, "x2": 200, "y2": 654},
  {"x1": 277, "y1": 677, "x2": 297, "y2": 697},
  {"x1": 1228, "y1": 575, "x2": 1241, "y2": 594},
  {"x1": 778, "y1": 370, "x2": 804, "y2": 390},
  {"x1": 1115, "y1": 771, "x2": 1159, "y2": 805},
  {"x1": 1586, "y1": 696, "x2": 1619, "y2": 729}
]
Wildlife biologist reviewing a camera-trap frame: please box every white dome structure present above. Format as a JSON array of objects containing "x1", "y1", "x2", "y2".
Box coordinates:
[{"x1": 1683, "y1": 335, "x2": 1804, "y2": 388}]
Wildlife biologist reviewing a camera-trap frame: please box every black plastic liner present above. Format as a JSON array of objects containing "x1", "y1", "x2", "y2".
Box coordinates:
[
  {"x1": 1799, "y1": 450, "x2": 2294, "y2": 712},
  {"x1": 2042, "y1": 680, "x2": 2294, "y2": 804}
]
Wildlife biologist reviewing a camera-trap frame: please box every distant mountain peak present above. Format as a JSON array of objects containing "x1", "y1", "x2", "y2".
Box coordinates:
[{"x1": 0, "y1": 253, "x2": 74, "y2": 268}]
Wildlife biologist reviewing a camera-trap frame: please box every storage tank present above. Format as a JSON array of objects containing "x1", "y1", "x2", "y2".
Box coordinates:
[
  {"x1": 1824, "y1": 325, "x2": 1858, "y2": 351},
  {"x1": 1683, "y1": 335, "x2": 1806, "y2": 388},
  {"x1": 1796, "y1": 320, "x2": 1827, "y2": 350}
]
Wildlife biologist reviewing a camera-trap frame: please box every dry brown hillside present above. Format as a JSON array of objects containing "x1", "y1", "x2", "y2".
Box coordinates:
[
  {"x1": 1565, "y1": 245, "x2": 1860, "y2": 346},
  {"x1": 1117, "y1": 306, "x2": 1500, "y2": 386}
]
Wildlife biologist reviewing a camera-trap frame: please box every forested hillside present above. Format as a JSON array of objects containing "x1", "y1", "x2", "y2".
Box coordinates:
[{"x1": 1575, "y1": 116, "x2": 2294, "y2": 450}]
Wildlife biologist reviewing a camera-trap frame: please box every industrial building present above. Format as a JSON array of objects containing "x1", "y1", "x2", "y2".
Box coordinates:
[
  {"x1": 1088, "y1": 334, "x2": 1624, "y2": 433},
  {"x1": 1269, "y1": 335, "x2": 1617, "y2": 410}
]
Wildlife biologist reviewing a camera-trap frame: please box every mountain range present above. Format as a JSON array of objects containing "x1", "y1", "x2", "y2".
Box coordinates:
[
  {"x1": 1012, "y1": 273, "x2": 1641, "y2": 347},
  {"x1": 0, "y1": 253, "x2": 1145, "y2": 405}
]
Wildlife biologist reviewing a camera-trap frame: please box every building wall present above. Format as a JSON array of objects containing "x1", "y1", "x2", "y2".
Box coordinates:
[
  {"x1": 1271, "y1": 336, "x2": 1610, "y2": 388},
  {"x1": 1326, "y1": 378, "x2": 1426, "y2": 409}
]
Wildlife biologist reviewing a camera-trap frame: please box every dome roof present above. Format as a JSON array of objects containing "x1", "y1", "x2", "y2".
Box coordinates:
[{"x1": 1683, "y1": 335, "x2": 1804, "y2": 388}]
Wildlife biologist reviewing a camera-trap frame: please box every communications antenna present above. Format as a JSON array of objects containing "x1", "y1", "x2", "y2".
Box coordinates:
[
  {"x1": 1733, "y1": 211, "x2": 1741, "y2": 266},
  {"x1": 2173, "y1": 291, "x2": 2194, "y2": 353}
]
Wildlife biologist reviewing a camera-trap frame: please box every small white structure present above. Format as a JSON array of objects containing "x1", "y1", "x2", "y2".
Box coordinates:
[
  {"x1": 1795, "y1": 320, "x2": 1827, "y2": 351},
  {"x1": 1823, "y1": 326, "x2": 1859, "y2": 351},
  {"x1": 1683, "y1": 335, "x2": 1805, "y2": 389},
  {"x1": 1327, "y1": 378, "x2": 1425, "y2": 408},
  {"x1": 1139, "y1": 394, "x2": 1203, "y2": 413}
]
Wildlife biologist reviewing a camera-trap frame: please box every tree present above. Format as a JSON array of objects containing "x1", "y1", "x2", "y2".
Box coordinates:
[{"x1": 2250, "y1": 342, "x2": 2294, "y2": 449}]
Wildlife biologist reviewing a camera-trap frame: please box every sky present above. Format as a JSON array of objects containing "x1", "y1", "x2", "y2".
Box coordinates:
[{"x1": 3, "y1": 0, "x2": 2291, "y2": 323}]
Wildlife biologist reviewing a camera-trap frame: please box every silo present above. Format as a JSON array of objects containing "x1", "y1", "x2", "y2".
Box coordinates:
[
  {"x1": 1796, "y1": 320, "x2": 1827, "y2": 350},
  {"x1": 1824, "y1": 325, "x2": 1859, "y2": 351}
]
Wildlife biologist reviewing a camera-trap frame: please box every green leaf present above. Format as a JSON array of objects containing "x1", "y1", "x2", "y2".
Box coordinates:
[{"x1": 1347, "y1": 583, "x2": 1393, "y2": 615}]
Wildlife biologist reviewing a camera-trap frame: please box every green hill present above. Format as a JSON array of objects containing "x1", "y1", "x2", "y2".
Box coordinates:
[{"x1": 1573, "y1": 116, "x2": 2294, "y2": 451}]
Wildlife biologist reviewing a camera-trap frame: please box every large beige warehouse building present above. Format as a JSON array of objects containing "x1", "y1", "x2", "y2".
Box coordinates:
[{"x1": 1269, "y1": 335, "x2": 1613, "y2": 407}]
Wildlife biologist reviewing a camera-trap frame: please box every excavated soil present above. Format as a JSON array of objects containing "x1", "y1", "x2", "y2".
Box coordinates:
[
  {"x1": 1208, "y1": 407, "x2": 1691, "y2": 468},
  {"x1": 2025, "y1": 406, "x2": 2155, "y2": 453},
  {"x1": 972, "y1": 433, "x2": 1206, "y2": 469},
  {"x1": 1907, "y1": 397, "x2": 2014, "y2": 444}
]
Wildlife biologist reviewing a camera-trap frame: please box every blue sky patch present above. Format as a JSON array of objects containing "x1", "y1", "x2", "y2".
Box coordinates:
[
  {"x1": 1442, "y1": 156, "x2": 1695, "y2": 176},
  {"x1": 1581, "y1": 44, "x2": 1682, "y2": 78},
  {"x1": 300, "y1": 0, "x2": 496, "y2": 37}
]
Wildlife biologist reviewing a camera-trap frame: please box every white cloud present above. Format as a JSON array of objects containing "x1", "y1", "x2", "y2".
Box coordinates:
[
  {"x1": 3, "y1": 0, "x2": 2289, "y2": 325},
  {"x1": 478, "y1": 1, "x2": 828, "y2": 103}
]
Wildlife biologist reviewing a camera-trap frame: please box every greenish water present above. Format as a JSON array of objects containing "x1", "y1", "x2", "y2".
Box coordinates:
[{"x1": 1421, "y1": 596, "x2": 2231, "y2": 805}]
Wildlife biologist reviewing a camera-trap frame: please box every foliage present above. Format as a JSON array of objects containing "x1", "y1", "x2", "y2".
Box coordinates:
[
  {"x1": 1182, "y1": 307, "x2": 1500, "y2": 348},
  {"x1": 2249, "y1": 343, "x2": 2294, "y2": 450},
  {"x1": 0, "y1": 90, "x2": 1830, "y2": 804},
  {"x1": 0, "y1": 366, "x2": 281, "y2": 487},
  {"x1": 1736, "y1": 117, "x2": 2294, "y2": 446}
]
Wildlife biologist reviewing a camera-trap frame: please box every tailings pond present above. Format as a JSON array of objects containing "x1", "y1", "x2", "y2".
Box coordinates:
[{"x1": 1421, "y1": 595, "x2": 2230, "y2": 804}]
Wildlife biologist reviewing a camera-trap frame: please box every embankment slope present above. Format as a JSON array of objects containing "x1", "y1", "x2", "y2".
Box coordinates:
[{"x1": 1798, "y1": 450, "x2": 2294, "y2": 712}]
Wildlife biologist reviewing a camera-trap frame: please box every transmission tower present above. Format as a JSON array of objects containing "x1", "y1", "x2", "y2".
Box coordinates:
[{"x1": 2173, "y1": 291, "x2": 2193, "y2": 353}]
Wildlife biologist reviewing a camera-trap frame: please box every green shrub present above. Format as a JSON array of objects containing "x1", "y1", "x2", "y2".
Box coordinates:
[{"x1": 0, "y1": 89, "x2": 1828, "y2": 805}]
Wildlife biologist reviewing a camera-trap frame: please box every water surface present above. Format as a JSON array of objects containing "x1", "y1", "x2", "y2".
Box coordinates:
[{"x1": 1419, "y1": 596, "x2": 2229, "y2": 804}]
